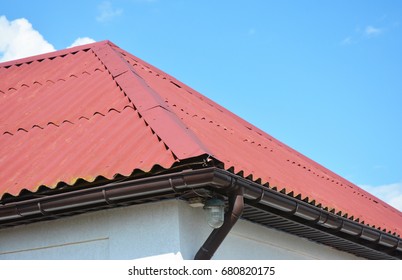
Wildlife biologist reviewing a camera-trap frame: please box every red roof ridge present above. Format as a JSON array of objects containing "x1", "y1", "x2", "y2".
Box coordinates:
[
  {"x1": 91, "y1": 42, "x2": 213, "y2": 159},
  {"x1": 0, "y1": 39, "x2": 212, "y2": 159}
]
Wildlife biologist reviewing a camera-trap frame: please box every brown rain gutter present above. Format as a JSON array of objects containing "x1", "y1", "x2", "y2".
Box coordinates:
[
  {"x1": 194, "y1": 184, "x2": 244, "y2": 260},
  {"x1": 0, "y1": 167, "x2": 401, "y2": 259},
  {"x1": 0, "y1": 168, "x2": 227, "y2": 227}
]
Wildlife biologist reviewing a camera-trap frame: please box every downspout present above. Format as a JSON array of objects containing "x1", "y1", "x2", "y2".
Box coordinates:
[{"x1": 194, "y1": 184, "x2": 244, "y2": 260}]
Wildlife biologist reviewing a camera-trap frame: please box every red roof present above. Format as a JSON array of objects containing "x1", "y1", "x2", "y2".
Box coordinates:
[{"x1": 1, "y1": 40, "x2": 401, "y2": 236}]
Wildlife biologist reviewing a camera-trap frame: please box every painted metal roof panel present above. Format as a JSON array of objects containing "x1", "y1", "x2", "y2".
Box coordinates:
[
  {"x1": 1, "y1": 40, "x2": 401, "y2": 236},
  {"x1": 0, "y1": 43, "x2": 178, "y2": 197},
  {"x1": 0, "y1": 107, "x2": 176, "y2": 196}
]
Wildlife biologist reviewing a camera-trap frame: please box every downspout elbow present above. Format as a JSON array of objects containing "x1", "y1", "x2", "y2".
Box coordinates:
[{"x1": 194, "y1": 186, "x2": 244, "y2": 260}]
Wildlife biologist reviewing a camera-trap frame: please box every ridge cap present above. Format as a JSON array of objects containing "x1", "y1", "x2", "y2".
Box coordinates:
[{"x1": 91, "y1": 42, "x2": 213, "y2": 159}]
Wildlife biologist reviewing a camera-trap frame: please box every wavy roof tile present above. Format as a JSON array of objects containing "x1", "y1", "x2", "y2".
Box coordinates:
[{"x1": 1, "y1": 40, "x2": 401, "y2": 236}]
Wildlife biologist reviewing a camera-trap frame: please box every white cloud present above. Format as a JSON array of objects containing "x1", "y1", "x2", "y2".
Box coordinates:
[
  {"x1": 341, "y1": 24, "x2": 385, "y2": 46},
  {"x1": 0, "y1": 15, "x2": 55, "y2": 62},
  {"x1": 68, "y1": 37, "x2": 96, "y2": 48},
  {"x1": 365, "y1": 25, "x2": 382, "y2": 37},
  {"x1": 340, "y1": 36, "x2": 354, "y2": 46},
  {"x1": 359, "y1": 182, "x2": 402, "y2": 211},
  {"x1": 96, "y1": 1, "x2": 123, "y2": 22},
  {"x1": 0, "y1": 16, "x2": 97, "y2": 62}
]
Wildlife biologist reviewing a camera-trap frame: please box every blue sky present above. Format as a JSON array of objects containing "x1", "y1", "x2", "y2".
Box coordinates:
[{"x1": 1, "y1": 0, "x2": 402, "y2": 210}]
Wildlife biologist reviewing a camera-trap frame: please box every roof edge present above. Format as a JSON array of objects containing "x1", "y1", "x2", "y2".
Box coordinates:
[
  {"x1": 0, "y1": 167, "x2": 400, "y2": 259},
  {"x1": 0, "y1": 154, "x2": 218, "y2": 202},
  {"x1": 0, "y1": 40, "x2": 110, "y2": 68}
]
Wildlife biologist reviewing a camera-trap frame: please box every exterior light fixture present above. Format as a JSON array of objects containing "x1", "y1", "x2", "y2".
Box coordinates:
[{"x1": 204, "y1": 198, "x2": 225, "y2": 229}]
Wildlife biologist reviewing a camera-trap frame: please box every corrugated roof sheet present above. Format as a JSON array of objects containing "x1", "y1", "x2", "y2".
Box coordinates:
[{"x1": 1, "y1": 40, "x2": 401, "y2": 237}]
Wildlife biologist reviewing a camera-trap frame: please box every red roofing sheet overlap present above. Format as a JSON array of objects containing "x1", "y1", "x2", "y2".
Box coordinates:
[{"x1": 1, "y1": 41, "x2": 401, "y2": 236}]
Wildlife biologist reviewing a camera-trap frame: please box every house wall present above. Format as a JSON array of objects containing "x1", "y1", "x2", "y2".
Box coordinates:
[{"x1": 0, "y1": 200, "x2": 361, "y2": 260}]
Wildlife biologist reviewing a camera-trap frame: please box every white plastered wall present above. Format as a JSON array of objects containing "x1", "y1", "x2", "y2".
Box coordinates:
[{"x1": 0, "y1": 200, "x2": 362, "y2": 260}]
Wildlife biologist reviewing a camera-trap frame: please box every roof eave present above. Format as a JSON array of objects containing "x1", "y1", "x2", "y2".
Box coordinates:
[{"x1": 0, "y1": 167, "x2": 400, "y2": 259}]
